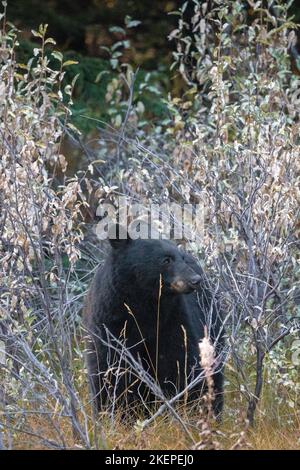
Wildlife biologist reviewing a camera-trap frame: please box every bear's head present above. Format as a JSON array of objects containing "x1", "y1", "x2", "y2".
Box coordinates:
[{"x1": 107, "y1": 224, "x2": 202, "y2": 295}]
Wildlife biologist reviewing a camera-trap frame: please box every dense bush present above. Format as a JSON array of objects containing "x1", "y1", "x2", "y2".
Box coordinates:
[
  {"x1": 0, "y1": 16, "x2": 91, "y2": 448},
  {"x1": 0, "y1": 0, "x2": 299, "y2": 449},
  {"x1": 88, "y1": 0, "x2": 300, "y2": 425}
]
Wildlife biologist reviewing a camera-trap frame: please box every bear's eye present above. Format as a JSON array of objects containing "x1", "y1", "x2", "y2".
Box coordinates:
[{"x1": 163, "y1": 256, "x2": 172, "y2": 265}]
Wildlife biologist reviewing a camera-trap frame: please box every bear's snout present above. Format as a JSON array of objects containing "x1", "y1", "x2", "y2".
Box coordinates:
[{"x1": 169, "y1": 272, "x2": 201, "y2": 293}]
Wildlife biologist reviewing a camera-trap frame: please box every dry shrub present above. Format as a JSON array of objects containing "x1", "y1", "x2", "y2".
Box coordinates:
[
  {"x1": 89, "y1": 0, "x2": 300, "y2": 426},
  {"x1": 0, "y1": 12, "x2": 92, "y2": 449},
  {"x1": 0, "y1": 0, "x2": 300, "y2": 450}
]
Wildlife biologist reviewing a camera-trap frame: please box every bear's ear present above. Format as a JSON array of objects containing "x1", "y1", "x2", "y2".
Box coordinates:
[{"x1": 108, "y1": 223, "x2": 131, "y2": 249}]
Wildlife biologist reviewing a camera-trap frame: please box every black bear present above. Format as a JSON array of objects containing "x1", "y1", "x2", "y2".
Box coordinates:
[{"x1": 83, "y1": 225, "x2": 225, "y2": 417}]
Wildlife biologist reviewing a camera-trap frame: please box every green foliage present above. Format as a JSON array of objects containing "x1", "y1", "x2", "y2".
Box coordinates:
[{"x1": 15, "y1": 37, "x2": 170, "y2": 133}]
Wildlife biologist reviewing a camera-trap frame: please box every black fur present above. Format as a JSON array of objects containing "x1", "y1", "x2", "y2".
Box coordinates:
[{"x1": 83, "y1": 230, "x2": 225, "y2": 417}]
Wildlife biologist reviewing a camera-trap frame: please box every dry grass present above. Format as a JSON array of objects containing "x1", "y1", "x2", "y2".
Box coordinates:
[
  {"x1": 8, "y1": 395, "x2": 300, "y2": 450},
  {"x1": 10, "y1": 414, "x2": 300, "y2": 450},
  {"x1": 3, "y1": 367, "x2": 299, "y2": 450}
]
